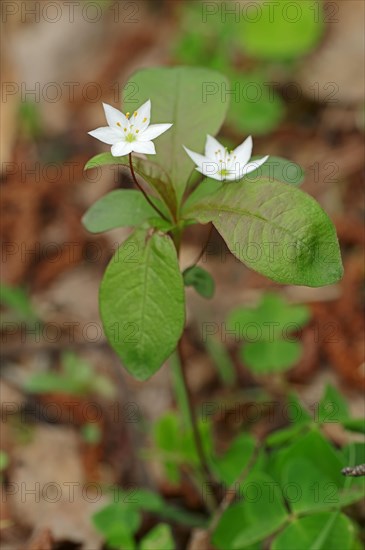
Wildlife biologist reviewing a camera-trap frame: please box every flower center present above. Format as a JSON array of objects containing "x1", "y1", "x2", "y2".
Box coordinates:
[{"x1": 125, "y1": 133, "x2": 136, "y2": 143}]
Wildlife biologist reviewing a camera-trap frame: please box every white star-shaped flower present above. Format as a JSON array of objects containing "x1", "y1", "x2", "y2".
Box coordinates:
[
  {"x1": 88, "y1": 100, "x2": 172, "y2": 157},
  {"x1": 183, "y1": 135, "x2": 269, "y2": 182}
]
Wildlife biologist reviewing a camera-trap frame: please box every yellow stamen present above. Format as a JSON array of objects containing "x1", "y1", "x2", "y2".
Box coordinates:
[
  {"x1": 126, "y1": 112, "x2": 130, "y2": 119},
  {"x1": 116, "y1": 122, "x2": 121, "y2": 127},
  {"x1": 136, "y1": 129, "x2": 139, "y2": 133},
  {"x1": 143, "y1": 117, "x2": 147, "y2": 123},
  {"x1": 124, "y1": 128, "x2": 127, "y2": 132},
  {"x1": 134, "y1": 111, "x2": 138, "y2": 117}
]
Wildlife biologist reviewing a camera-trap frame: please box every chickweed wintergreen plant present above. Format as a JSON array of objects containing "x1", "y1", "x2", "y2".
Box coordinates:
[{"x1": 84, "y1": 66, "x2": 349, "y2": 548}]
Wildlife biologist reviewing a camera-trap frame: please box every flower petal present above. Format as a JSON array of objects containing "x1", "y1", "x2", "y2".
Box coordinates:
[
  {"x1": 205, "y1": 134, "x2": 225, "y2": 159},
  {"x1": 183, "y1": 146, "x2": 209, "y2": 170},
  {"x1": 196, "y1": 167, "x2": 224, "y2": 181},
  {"x1": 103, "y1": 102, "x2": 129, "y2": 129},
  {"x1": 139, "y1": 123, "x2": 173, "y2": 141},
  {"x1": 225, "y1": 171, "x2": 240, "y2": 181},
  {"x1": 242, "y1": 155, "x2": 269, "y2": 175},
  {"x1": 131, "y1": 99, "x2": 151, "y2": 132},
  {"x1": 88, "y1": 127, "x2": 121, "y2": 145},
  {"x1": 111, "y1": 141, "x2": 133, "y2": 157},
  {"x1": 132, "y1": 141, "x2": 156, "y2": 155},
  {"x1": 233, "y1": 136, "x2": 253, "y2": 166}
]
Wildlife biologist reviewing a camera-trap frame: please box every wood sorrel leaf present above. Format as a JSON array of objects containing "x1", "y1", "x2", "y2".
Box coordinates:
[
  {"x1": 212, "y1": 472, "x2": 288, "y2": 549},
  {"x1": 273, "y1": 430, "x2": 364, "y2": 514},
  {"x1": 82, "y1": 190, "x2": 164, "y2": 233},
  {"x1": 271, "y1": 512, "x2": 355, "y2": 550},
  {"x1": 122, "y1": 66, "x2": 229, "y2": 201},
  {"x1": 100, "y1": 229, "x2": 185, "y2": 380},
  {"x1": 241, "y1": 340, "x2": 302, "y2": 374},
  {"x1": 184, "y1": 179, "x2": 343, "y2": 287},
  {"x1": 84, "y1": 152, "x2": 177, "y2": 220},
  {"x1": 140, "y1": 524, "x2": 175, "y2": 550}
]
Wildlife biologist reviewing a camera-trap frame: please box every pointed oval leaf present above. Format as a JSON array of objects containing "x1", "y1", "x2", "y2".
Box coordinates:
[
  {"x1": 122, "y1": 66, "x2": 229, "y2": 200},
  {"x1": 100, "y1": 229, "x2": 185, "y2": 380},
  {"x1": 183, "y1": 265, "x2": 215, "y2": 299},
  {"x1": 82, "y1": 190, "x2": 164, "y2": 233},
  {"x1": 185, "y1": 179, "x2": 343, "y2": 287},
  {"x1": 84, "y1": 152, "x2": 177, "y2": 219}
]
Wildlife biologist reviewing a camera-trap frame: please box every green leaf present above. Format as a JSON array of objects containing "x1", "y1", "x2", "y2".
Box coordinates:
[
  {"x1": 271, "y1": 512, "x2": 355, "y2": 550},
  {"x1": 123, "y1": 66, "x2": 229, "y2": 200},
  {"x1": 211, "y1": 433, "x2": 256, "y2": 485},
  {"x1": 185, "y1": 179, "x2": 343, "y2": 287},
  {"x1": 239, "y1": 0, "x2": 324, "y2": 60},
  {"x1": 183, "y1": 177, "x2": 223, "y2": 212},
  {"x1": 241, "y1": 340, "x2": 302, "y2": 374},
  {"x1": 226, "y1": 72, "x2": 285, "y2": 135},
  {"x1": 153, "y1": 412, "x2": 181, "y2": 484},
  {"x1": 92, "y1": 503, "x2": 140, "y2": 549},
  {"x1": 100, "y1": 229, "x2": 185, "y2": 380},
  {"x1": 341, "y1": 418, "x2": 365, "y2": 435},
  {"x1": 140, "y1": 524, "x2": 175, "y2": 550},
  {"x1": 342, "y1": 443, "x2": 365, "y2": 467},
  {"x1": 82, "y1": 190, "x2": 163, "y2": 233},
  {"x1": 266, "y1": 423, "x2": 310, "y2": 448},
  {"x1": 204, "y1": 335, "x2": 236, "y2": 386},
  {"x1": 212, "y1": 472, "x2": 288, "y2": 549},
  {"x1": 84, "y1": 151, "x2": 123, "y2": 171},
  {"x1": 25, "y1": 372, "x2": 82, "y2": 395},
  {"x1": 183, "y1": 265, "x2": 215, "y2": 299},
  {"x1": 25, "y1": 352, "x2": 115, "y2": 398},
  {"x1": 109, "y1": 486, "x2": 207, "y2": 528},
  {"x1": 0, "y1": 451, "x2": 9, "y2": 472},
  {"x1": 317, "y1": 384, "x2": 350, "y2": 424},
  {"x1": 286, "y1": 391, "x2": 312, "y2": 425},
  {"x1": 0, "y1": 284, "x2": 37, "y2": 321},
  {"x1": 271, "y1": 430, "x2": 364, "y2": 514},
  {"x1": 84, "y1": 153, "x2": 177, "y2": 219},
  {"x1": 247, "y1": 156, "x2": 305, "y2": 186},
  {"x1": 169, "y1": 352, "x2": 192, "y2": 429},
  {"x1": 181, "y1": 420, "x2": 214, "y2": 467},
  {"x1": 227, "y1": 293, "x2": 310, "y2": 342},
  {"x1": 81, "y1": 423, "x2": 102, "y2": 445}
]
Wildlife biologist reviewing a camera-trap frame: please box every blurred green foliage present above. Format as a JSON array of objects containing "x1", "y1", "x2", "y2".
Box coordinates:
[
  {"x1": 227, "y1": 293, "x2": 310, "y2": 374},
  {"x1": 172, "y1": 0, "x2": 325, "y2": 134},
  {"x1": 24, "y1": 351, "x2": 116, "y2": 398}
]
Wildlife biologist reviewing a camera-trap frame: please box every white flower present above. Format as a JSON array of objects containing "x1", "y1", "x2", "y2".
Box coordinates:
[
  {"x1": 183, "y1": 135, "x2": 269, "y2": 182},
  {"x1": 88, "y1": 100, "x2": 172, "y2": 157}
]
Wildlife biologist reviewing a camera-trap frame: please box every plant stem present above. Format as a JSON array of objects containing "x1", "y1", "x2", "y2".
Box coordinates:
[
  {"x1": 177, "y1": 336, "x2": 219, "y2": 508},
  {"x1": 172, "y1": 203, "x2": 219, "y2": 507},
  {"x1": 128, "y1": 153, "x2": 169, "y2": 221},
  {"x1": 209, "y1": 440, "x2": 261, "y2": 533},
  {"x1": 190, "y1": 223, "x2": 213, "y2": 268}
]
